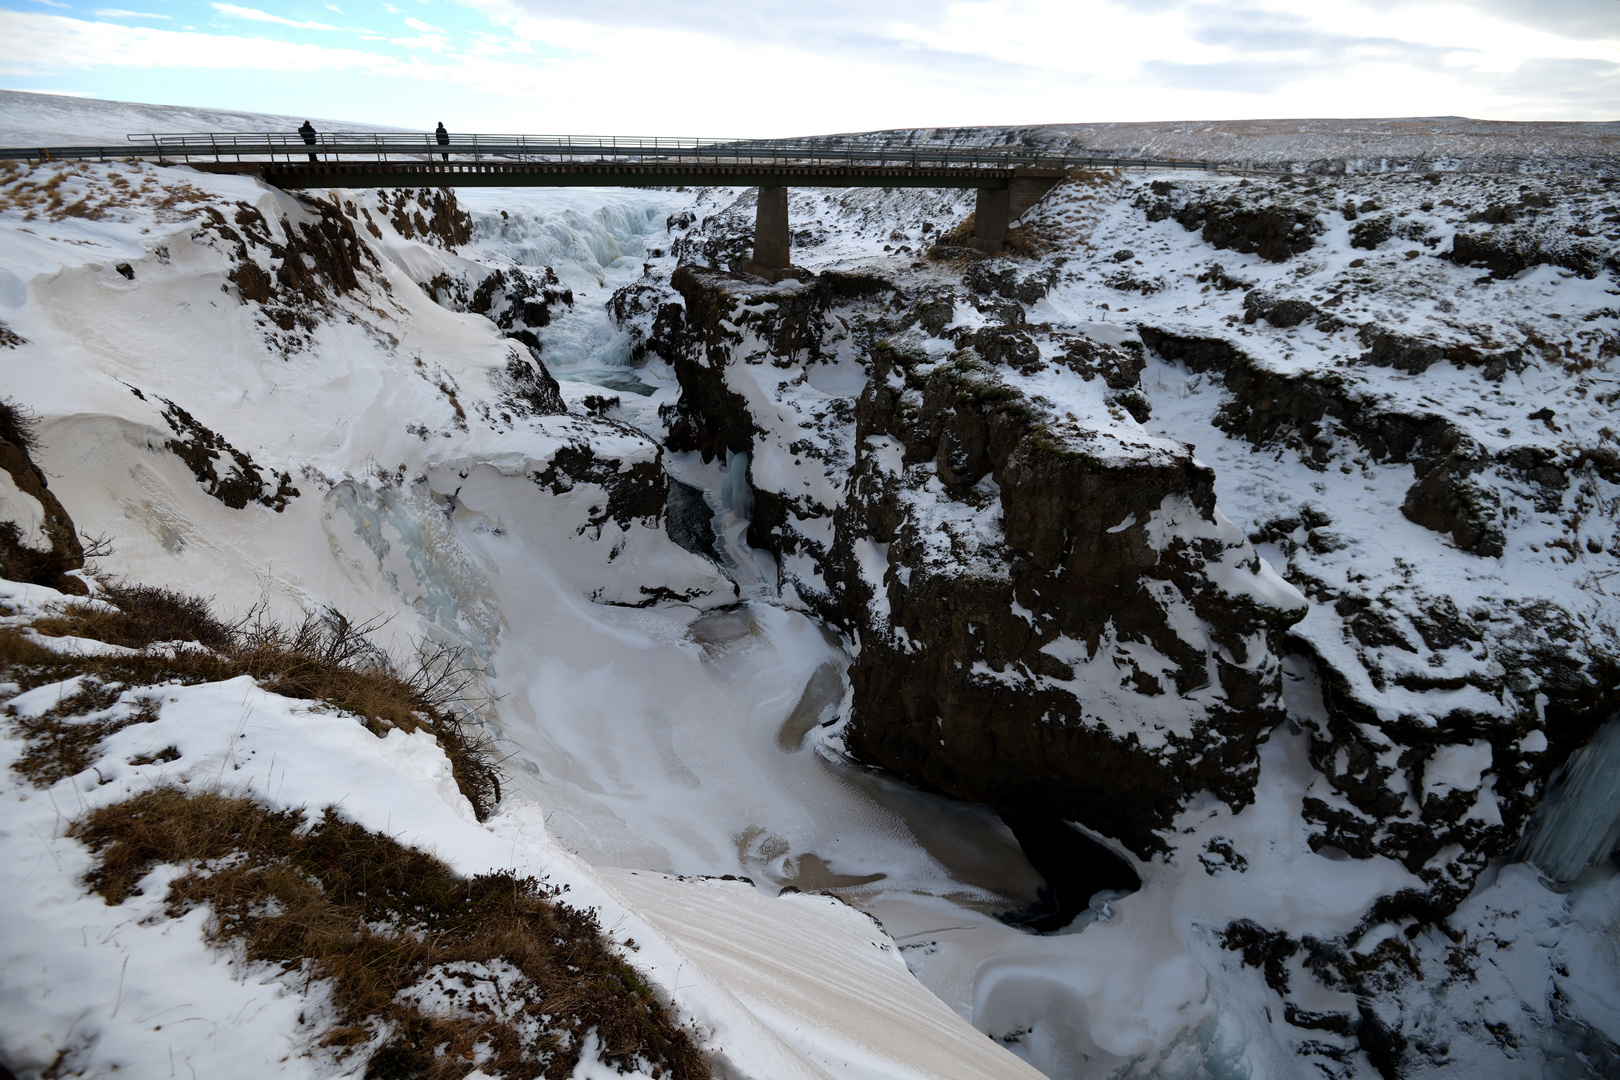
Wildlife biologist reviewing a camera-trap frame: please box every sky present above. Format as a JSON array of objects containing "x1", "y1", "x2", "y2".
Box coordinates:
[{"x1": 1, "y1": 0, "x2": 1617, "y2": 136}]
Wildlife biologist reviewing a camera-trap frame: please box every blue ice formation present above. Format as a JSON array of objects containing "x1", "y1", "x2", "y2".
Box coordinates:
[
  {"x1": 1519, "y1": 716, "x2": 1620, "y2": 882},
  {"x1": 722, "y1": 449, "x2": 753, "y2": 522}
]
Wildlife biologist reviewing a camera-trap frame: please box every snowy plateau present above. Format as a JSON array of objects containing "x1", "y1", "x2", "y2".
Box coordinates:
[{"x1": 0, "y1": 90, "x2": 1619, "y2": 1080}]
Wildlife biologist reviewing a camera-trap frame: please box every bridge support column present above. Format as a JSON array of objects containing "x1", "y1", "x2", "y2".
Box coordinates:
[
  {"x1": 971, "y1": 187, "x2": 1010, "y2": 249},
  {"x1": 1010, "y1": 174, "x2": 1061, "y2": 220},
  {"x1": 741, "y1": 185, "x2": 802, "y2": 282},
  {"x1": 969, "y1": 172, "x2": 1062, "y2": 252}
]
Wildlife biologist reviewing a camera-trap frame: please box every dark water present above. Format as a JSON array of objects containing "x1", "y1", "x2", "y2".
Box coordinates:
[
  {"x1": 666, "y1": 479, "x2": 720, "y2": 561},
  {"x1": 995, "y1": 804, "x2": 1142, "y2": 933},
  {"x1": 561, "y1": 368, "x2": 658, "y2": 397}
]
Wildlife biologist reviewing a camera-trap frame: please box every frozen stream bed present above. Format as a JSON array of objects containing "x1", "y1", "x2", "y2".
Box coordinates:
[{"x1": 450, "y1": 185, "x2": 1066, "y2": 1019}]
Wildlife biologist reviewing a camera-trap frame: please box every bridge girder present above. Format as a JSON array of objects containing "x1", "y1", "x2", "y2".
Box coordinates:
[{"x1": 206, "y1": 162, "x2": 1030, "y2": 191}]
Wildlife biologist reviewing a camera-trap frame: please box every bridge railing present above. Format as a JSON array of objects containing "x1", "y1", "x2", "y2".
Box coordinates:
[{"x1": 0, "y1": 131, "x2": 1219, "y2": 173}]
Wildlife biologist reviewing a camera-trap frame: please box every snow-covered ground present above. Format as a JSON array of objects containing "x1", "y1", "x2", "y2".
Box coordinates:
[
  {"x1": 3, "y1": 90, "x2": 1619, "y2": 1080},
  {"x1": 0, "y1": 92, "x2": 1071, "y2": 1080}
]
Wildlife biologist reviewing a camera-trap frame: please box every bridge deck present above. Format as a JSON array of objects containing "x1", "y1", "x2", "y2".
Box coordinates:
[
  {"x1": 0, "y1": 131, "x2": 1223, "y2": 189},
  {"x1": 196, "y1": 161, "x2": 1067, "y2": 190}
]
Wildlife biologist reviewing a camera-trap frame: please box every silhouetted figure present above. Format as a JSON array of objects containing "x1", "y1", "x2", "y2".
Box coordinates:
[
  {"x1": 298, "y1": 119, "x2": 318, "y2": 162},
  {"x1": 435, "y1": 121, "x2": 449, "y2": 162}
]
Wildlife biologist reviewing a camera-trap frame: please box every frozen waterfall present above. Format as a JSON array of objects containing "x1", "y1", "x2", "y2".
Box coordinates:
[
  {"x1": 1518, "y1": 715, "x2": 1620, "y2": 882},
  {"x1": 722, "y1": 449, "x2": 754, "y2": 522}
]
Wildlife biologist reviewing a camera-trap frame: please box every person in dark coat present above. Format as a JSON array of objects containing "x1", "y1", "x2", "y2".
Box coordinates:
[
  {"x1": 298, "y1": 119, "x2": 318, "y2": 162},
  {"x1": 435, "y1": 121, "x2": 449, "y2": 162}
]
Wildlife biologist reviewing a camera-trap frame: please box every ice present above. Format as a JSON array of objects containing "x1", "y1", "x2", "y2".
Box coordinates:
[
  {"x1": 1518, "y1": 716, "x2": 1620, "y2": 883},
  {"x1": 722, "y1": 448, "x2": 754, "y2": 522}
]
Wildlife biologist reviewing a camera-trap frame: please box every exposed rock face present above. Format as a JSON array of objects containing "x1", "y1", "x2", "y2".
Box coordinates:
[
  {"x1": 1138, "y1": 323, "x2": 1620, "y2": 908},
  {"x1": 531, "y1": 435, "x2": 667, "y2": 536},
  {"x1": 202, "y1": 195, "x2": 380, "y2": 344},
  {"x1": 1449, "y1": 224, "x2": 1612, "y2": 280},
  {"x1": 422, "y1": 264, "x2": 575, "y2": 361},
  {"x1": 1140, "y1": 183, "x2": 1326, "y2": 262},
  {"x1": 653, "y1": 265, "x2": 894, "y2": 603},
  {"x1": 637, "y1": 266, "x2": 1308, "y2": 856},
  {"x1": 827, "y1": 332, "x2": 1307, "y2": 854},
  {"x1": 147, "y1": 394, "x2": 299, "y2": 512},
  {"x1": 0, "y1": 402, "x2": 86, "y2": 594},
  {"x1": 373, "y1": 187, "x2": 473, "y2": 249}
]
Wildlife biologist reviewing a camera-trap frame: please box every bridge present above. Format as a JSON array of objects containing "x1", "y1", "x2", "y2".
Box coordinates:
[{"x1": 2, "y1": 131, "x2": 1226, "y2": 279}]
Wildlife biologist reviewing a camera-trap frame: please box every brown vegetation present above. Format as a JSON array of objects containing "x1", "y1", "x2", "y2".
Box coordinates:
[
  {"x1": 0, "y1": 161, "x2": 213, "y2": 223},
  {"x1": 71, "y1": 787, "x2": 710, "y2": 1080},
  {"x1": 5, "y1": 582, "x2": 501, "y2": 816}
]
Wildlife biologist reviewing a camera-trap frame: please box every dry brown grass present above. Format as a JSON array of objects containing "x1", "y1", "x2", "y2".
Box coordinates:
[
  {"x1": 0, "y1": 161, "x2": 216, "y2": 224},
  {"x1": 72, "y1": 787, "x2": 711, "y2": 1080},
  {"x1": 5, "y1": 584, "x2": 501, "y2": 816},
  {"x1": 7, "y1": 672, "x2": 161, "y2": 786}
]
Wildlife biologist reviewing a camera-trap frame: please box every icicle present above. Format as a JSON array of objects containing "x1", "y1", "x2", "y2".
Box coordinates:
[
  {"x1": 1518, "y1": 716, "x2": 1620, "y2": 882},
  {"x1": 721, "y1": 449, "x2": 753, "y2": 523}
]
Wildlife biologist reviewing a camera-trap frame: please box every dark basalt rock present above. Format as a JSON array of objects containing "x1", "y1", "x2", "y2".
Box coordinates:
[
  {"x1": 206, "y1": 195, "x2": 379, "y2": 337},
  {"x1": 665, "y1": 479, "x2": 719, "y2": 562},
  {"x1": 1174, "y1": 196, "x2": 1325, "y2": 263},
  {"x1": 375, "y1": 187, "x2": 472, "y2": 249},
  {"x1": 0, "y1": 401, "x2": 87, "y2": 594},
  {"x1": 493, "y1": 350, "x2": 566, "y2": 418},
  {"x1": 1139, "y1": 324, "x2": 1620, "y2": 925},
  {"x1": 1400, "y1": 461, "x2": 1505, "y2": 557},
  {"x1": 1349, "y1": 215, "x2": 1394, "y2": 250},
  {"x1": 532, "y1": 434, "x2": 666, "y2": 534},
  {"x1": 1056, "y1": 335, "x2": 1146, "y2": 390},
  {"x1": 1449, "y1": 226, "x2": 1611, "y2": 280},
  {"x1": 965, "y1": 259, "x2": 1059, "y2": 303},
  {"x1": 1243, "y1": 290, "x2": 1335, "y2": 331},
  {"x1": 822, "y1": 335, "x2": 1306, "y2": 857},
  {"x1": 154, "y1": 396, "x2": 298, "y2": 512},
  {"x1": 648, "y1": 269, "x2": 1304, "y2": 856}
]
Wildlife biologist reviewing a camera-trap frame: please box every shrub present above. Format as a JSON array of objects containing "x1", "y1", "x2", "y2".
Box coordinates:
[
  {"x1": 6, "y1": 585, "x2": 502, "y2": 817},
  {"x1": 72, "y1": 788, "x2": 710, "y2": 1080}
]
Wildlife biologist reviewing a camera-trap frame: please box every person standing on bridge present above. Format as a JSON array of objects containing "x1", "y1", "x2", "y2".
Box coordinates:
[
  {"x1": 298, "y1": 120, "x2": 318, "y2": 162},
  {"x1": 435, "y1": 122, "x2": 449, "y2": 162}
]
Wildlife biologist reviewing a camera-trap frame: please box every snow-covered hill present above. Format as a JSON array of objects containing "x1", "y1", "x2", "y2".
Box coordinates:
[
  {"x1": 0, "y1": 88, "x2": 402, "y2": 147},
  {"x1": 3, "y1": 90, "x2": 1619, "y2": 1080}
]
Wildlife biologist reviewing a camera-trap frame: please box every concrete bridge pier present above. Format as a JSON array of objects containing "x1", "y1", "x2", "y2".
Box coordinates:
[
  {"x1": 741, "y1": 184, "x2": 802, "y2": 282},
  {"x1": 969, "y1": 171, "x2": 1063, "y2": 252}
]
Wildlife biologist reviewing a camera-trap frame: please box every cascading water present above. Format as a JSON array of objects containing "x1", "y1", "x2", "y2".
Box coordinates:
[{"x1": 458, "y1": 188, "x2": 682, "y2": 377}]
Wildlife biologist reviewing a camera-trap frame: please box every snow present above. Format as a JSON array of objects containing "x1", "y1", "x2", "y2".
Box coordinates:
[
  {"x1": 0, "y1": 586, "x2": 1038, "y2": 1080},
  {"x1": 1422, "y1": 739, "x2": 1493, "y2": 799},
  {"x1": 0, "y1": 88, "x2": 401, "y2": 148},
  {"x1": 4, "y1": 90, "x2": 1620, "y2": 1080},
  {"x1": 0, "y1": 467, "x2": 47, "y2": 548}
]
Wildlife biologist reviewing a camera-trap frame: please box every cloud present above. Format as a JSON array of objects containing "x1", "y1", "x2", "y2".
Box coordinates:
[
  {"x1": 26, "y1": 0, "x2": 74, "y2": 8},
  {"x1": 3, "y1": 0, "x2": 1618, "y2": 133},
  {"x1": 1458, "y1": 56, "x2": 1620, "y2": 119},
  {"x1": 1355, "y1": 0, "x2": 1620, "y2": 43},
  {"x1": 1180, "y1": 6, "x2": 1457, "y2": 66},
  {"x1": 1140, "y1": 58, "x2": 1315, "y2": 95},
  {"x1": 210, "y1": 4, "x2": 345, "y2": 30},
  {"x1": 462, "y1": 0, "x2": 960, "y2": 63}
]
